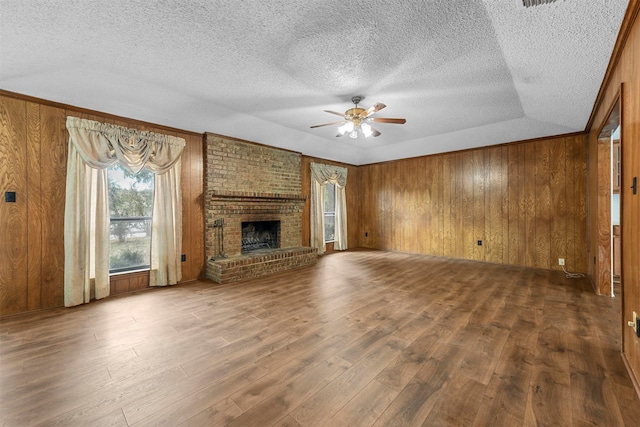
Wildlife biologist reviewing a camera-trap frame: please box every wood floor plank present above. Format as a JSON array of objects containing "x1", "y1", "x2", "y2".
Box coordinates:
[
  {"x1": 473, "y1": 344, "x2": 534, "y2": 426},
  {"x1": 1, "y1": 249, "x2": 638, "y2": 426},
  {"x1": 372, "y1": 358, "x2": 451, "y2": 426},
  {"x1": 177, "y1": 397, "x2": 244, "y2": 427},
  {"x1": 124, "y1": 333, "x2": 293, "y2": 425},
  {"x1": 291, "y1": 336, "x2": 408, "y2": 426},
  {"x1": 567, "y1": 334, "x2": 627, "y2": 426},
  {"x1": 226, "y1": 355, "x2": 352, "y2": 427},
  {"x1": 7, "y1": 366, "x2": 188, "y2": 427},
  {"x1": 134, "y1": 363, "x2": 268, "y2": 426},
  {"x1": 472, "y1": 315, "x2": 540, "y2": 426},
  {"x1": 525, "y1": 323, "x2": 573, "y2": 426},
  {"x1": 231, "y1": 338, "x2": 353, "y2": 411},
  {"x1": 179, "y1": 329, "x2": 295, "y2": 377},
  {"x1": 422, "y1": 374, "x2": 485, "y2": 426},
  {"x1": 271, "y1": 415, "x2": 303, "y2": 427},
  {"x1": 457, "y1": 324, "x2": 510, "y2": 385},
  {"x1": 325, "y1": 379, "x2": 399, "y2": 427},
  {"x1": 375, "y1": 322, "x2": 454, "y2": 392}
]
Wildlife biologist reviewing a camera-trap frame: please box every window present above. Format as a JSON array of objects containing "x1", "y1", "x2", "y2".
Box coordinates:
[
  {"x1": 108, "y1": 163, "x2": 154, "y2": 273},
  {"x1": 323, "y1": 183, "x2": 336, "y2": 243}
]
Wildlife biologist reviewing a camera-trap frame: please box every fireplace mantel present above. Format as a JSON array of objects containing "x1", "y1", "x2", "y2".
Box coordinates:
[{"x1": 210, "y1": 190, "x2": 306, "y2": 202}]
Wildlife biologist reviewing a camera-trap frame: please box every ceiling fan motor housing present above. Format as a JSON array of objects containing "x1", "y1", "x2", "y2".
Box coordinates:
[{"x1": 345, "y1": 107, "x2": 366, "y2": 123}]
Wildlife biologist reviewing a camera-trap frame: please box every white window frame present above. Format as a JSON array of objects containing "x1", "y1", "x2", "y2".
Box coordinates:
[{"x1": 324, "y1": 182, "x2": 336, "y2": 243}]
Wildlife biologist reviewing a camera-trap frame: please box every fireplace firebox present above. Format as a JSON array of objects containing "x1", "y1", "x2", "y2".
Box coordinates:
[{"x1": 241, "y1": 220, "x2": 280, "y2": 253}]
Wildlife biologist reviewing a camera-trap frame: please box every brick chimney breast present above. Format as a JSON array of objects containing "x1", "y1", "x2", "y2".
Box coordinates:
[{"x1": 204, "y1": 133, "x2": 316, "y2": 283}]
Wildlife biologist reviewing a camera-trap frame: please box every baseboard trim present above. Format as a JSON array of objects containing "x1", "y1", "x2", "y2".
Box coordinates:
[{"x1": 622, "y1": 351, "x2": 640, "y2": 399}]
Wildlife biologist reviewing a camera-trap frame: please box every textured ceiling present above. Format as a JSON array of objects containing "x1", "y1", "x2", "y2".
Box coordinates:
[{"x1": 0, "y1": 0, "x2": 628, "y2": 165}]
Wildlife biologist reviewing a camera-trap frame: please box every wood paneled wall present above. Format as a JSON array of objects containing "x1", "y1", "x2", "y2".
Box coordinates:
[
  {"x1": 180, "y1": 133, "x2": 206, "y2": 282},
  {"x1": 0, "y1": 99, "x2": 66, "y2": 315},
  {"x1": 0, "y1": 92, "x2": 204, "y2": 317},
  {"x1": 357, "y1": 135, "x2": 588, "y2": 273},
  {"x1": 301, "y1": 156, "x2": 360, "y2": 252},
  {"x1": 587, "y1": 0, "x2": 640, "y2": 395}
]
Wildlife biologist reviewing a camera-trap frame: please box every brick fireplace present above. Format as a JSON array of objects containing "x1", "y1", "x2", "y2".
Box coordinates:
[{"x1": 204, "y1": 134, "x2": 317, "y2": 284}]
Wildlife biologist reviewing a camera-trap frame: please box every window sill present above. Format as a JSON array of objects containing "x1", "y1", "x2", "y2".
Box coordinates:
[{"x1": 109, "y1": 268, "x2": 150, "y2": 277}]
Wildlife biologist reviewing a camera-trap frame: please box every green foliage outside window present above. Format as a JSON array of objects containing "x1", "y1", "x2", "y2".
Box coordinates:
[{"x1": 108, "y1": 164, "x2": 154, "y2": 272}]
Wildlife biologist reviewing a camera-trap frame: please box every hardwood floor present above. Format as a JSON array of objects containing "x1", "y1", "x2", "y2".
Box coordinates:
[{"x1": 1, "y1": 249, "x2": 639, "y2": 426}]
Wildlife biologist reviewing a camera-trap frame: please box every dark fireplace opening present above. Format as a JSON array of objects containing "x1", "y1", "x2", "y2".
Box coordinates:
[{"x1": 242, "y1": 220, "x2": 280, "y2": 253}]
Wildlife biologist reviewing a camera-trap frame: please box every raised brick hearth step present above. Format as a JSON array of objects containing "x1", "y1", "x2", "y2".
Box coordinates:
[{"x1": 206, "y1": 246, "x2": 317, "y2": 284}]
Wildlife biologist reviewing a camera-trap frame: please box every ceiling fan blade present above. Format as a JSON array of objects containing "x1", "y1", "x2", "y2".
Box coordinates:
[
  {"x1": 370, "y1": 126, "x2": 381, "y2": 137},
  {"x1": 372, "y1": 117, "x2": 406, "y2": 124},
  {"x1": 361, "y1": 102, "x2": 386, "y2": 118},
  {"x1": 310, "y1": 120, "x2": 346, "y2": 129},
  {"x1": 324, "y1": 110, "x2": 347, "y2": 118}
]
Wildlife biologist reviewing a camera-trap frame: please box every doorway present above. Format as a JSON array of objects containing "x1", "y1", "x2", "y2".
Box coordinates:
[
  {"x1": 596, "y1": 97, "x2": 621, "y2": 297},
  {"x1": 611, "y1": 125, "x2": 621, "y2": 296}
]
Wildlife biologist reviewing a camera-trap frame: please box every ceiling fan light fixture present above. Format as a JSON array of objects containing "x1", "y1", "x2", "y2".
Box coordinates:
[
  {"x1": 338, "y1": 122, "x2": 354, "y2": 135},
  {"x1": 361, "y1": 122, "x2": 373, "y2": 138},
  {"x1": 349, "y1": 129, "x2": 359, "y2": 139}
]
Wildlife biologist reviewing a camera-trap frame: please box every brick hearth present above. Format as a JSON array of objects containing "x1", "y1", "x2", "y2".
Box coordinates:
[{"x1": 207, "y1": 247, "x2": 317, "y2": 284}]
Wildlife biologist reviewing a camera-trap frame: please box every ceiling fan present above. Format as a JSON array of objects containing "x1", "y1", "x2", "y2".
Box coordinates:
[{"x1": 310, "y1": 96, "x2": 406, "y2": 139}]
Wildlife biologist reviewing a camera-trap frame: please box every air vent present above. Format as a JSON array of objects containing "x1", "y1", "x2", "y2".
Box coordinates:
[{"x1": 523, "y1": 0, "x2": 559, "y2": 7}]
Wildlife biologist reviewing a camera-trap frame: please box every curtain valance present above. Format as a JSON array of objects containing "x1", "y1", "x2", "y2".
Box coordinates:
[
  {"x1": 310, "y1": 162, "x2": 348, "y2": 187},
  {"x1": 66, "y1": 116, "x2": 185, "y2": 174}
]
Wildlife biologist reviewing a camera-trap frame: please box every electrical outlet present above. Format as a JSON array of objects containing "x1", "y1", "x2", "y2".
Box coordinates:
[
  {"x1": 477, "y1": 240, "x2": 482, "y2": 246},
  {"x1": 628, "y1": 311, "x2": 639, "y2": 337},
  {"x1": 558, "y1": 258, "x2": 565, "y2": 266}
]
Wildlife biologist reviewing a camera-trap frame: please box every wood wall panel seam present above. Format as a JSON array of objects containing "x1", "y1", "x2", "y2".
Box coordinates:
[{"x1": 26, "y1": 102, "x2": 42, "y2": 311}]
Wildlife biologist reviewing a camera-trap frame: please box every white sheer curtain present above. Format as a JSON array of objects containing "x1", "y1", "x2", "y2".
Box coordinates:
[
  {"x1": 64, "y1": 117, "x2": 185, "y2": 307},
  {"x1": 310, "y1": 162, "x2": 348, "y2": 254}
]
